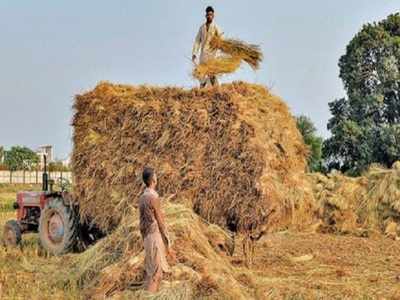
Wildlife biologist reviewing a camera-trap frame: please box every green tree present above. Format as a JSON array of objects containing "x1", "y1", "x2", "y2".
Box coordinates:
[
  {"x1": 0, "y1": 146, "x2": 6, "y2": 170},
  {"x1": 4, "y1": 146, "x2": 39, "y2": 171},
  {"x1": 0, "y1": 146, "x2": 4, "y2": 162},
  {"x1": 48, "y1": 160, "x2": 70, "y2": 172},
  {"x1": 324, "y1": 13, "x2": 400, "y2": 174},
  {"x1": 296, "y1": 115, "x2": 324, "y2": 172}
]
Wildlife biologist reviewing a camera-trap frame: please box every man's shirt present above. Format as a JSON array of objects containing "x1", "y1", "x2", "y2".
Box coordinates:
[{"x1": 192, "y1": 22, "x2": 223, "y2": 63}]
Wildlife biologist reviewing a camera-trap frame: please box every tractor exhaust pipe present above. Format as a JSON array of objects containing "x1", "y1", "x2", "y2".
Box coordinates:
[{"x1": 42, "y1": 154, "x2": 48, "y2": 192}]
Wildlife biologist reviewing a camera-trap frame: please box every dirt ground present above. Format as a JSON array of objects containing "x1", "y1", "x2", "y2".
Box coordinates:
[{"x1": 0, "y1": 185, "x2": 399, "y2": 299}]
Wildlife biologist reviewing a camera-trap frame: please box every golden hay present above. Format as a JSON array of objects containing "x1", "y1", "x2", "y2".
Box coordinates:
[
  {"x1": 309, "y1": 162, "x2": 400, "y2": 235},
  {"x1": 210, "y1": 35, "x2": 263, "y2": 70},
  {"x1": 72, "y1": 81, "x2": 315, "y2": 234},
  {"x1": 69, "y1": 202, "x2": 400, "y2": 299},
  {"x1": 192, "y1": 56, "x2": 241, "y2": 80},
  {"x1": 71, "y1": 202, "x2": 251, "y2": 299}
]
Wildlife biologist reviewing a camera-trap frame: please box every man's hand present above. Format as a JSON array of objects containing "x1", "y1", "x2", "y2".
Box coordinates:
[{"x1": 192, "y1": 54, "x2": 196, "y2": 63}]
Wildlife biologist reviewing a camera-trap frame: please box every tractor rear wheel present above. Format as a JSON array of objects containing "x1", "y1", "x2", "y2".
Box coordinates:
[
  {"x1": 3, "y1": 220, "x2": 21, "y2": 247},
  {"x1": 38, "y1": 198, "x2": 78, "y2": 255}
]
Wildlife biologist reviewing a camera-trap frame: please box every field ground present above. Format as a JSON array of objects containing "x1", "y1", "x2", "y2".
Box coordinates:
[{"x1": 0, "y1": 184, "x2": 399, "y2": 299}]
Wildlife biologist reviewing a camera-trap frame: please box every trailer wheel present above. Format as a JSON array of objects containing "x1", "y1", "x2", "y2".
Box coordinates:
[
  {"x1": 39, "y1": 198, "x2": 78, "y2": 255},
  {"x1": 3, "y1": 220, "x2": 21, "y2": 247}
]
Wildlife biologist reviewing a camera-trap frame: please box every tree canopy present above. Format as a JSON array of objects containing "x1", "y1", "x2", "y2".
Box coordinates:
[
  {"x1": 296, "y1": 115, "x2": 323, "y2": 172},
  {"x1": 323, "y1": 13, "x2": 400, "y2": 175},
  {"x1": 4, "y1": 146, "x2": 39, "y2": 171}
]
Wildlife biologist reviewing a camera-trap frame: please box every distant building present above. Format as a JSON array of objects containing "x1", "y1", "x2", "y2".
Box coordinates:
[
  {"x1": 62, "y1": 155, "x2": 71, "y2": 168},
  {"x1": 36, "y1": 145, "x2": 54, "y2": 168}
]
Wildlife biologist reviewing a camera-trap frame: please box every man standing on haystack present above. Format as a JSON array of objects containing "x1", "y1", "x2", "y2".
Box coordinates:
[
  {"x1": 139, "y1": 167, "x2": 171, "y2": 293},
  {"x1": 192, "y1": 6, "x2": 223, "y2": 88}
]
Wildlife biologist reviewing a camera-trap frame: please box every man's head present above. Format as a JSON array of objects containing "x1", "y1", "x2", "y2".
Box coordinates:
[
  {"x1": 205, "y1": 6, "x2": 214, "y2": 24},
  {"x1": 142, "y1": 167, "x2": 157, "y2": 188}
]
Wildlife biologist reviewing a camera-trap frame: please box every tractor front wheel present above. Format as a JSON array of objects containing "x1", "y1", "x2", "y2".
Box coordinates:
[
  {"x1": 39, "y1": 198, "x2": 78, "y2": 255},
  {"x1": 3, "y1": 220, "x2": 22, "y2": 247}
]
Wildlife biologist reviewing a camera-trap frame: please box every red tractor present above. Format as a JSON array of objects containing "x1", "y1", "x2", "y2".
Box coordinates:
[{"x1": 2, "y1": 156, "x2": 101, "y2": 255}]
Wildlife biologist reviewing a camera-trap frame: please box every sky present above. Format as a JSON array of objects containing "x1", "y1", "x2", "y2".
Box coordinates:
[{"x1": 0, "y1": 1, "x2": 399, "y2": 159}]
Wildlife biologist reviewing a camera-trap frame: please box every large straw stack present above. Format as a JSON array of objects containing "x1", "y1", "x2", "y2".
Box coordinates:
[{"x1": 72, "y1": 81, "x2": 315, "y2": 234}]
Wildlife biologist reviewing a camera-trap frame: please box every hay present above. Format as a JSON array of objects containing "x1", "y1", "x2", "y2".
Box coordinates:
[
  {"x1": 192, "y1": 35, "x2": 263, "y2": 80},
  {"x1": 70, "y1": 203, "x2": 400, "y2": 299},
  {"x1": 210, "y1": 35, "x2": 263, "y2": 70},
  {"x1": 309, "y1": 162, "x2": 400, "y2": 235},
  {"x1": 72, "y1": 81, "x2": 315, "y2": 234},
  {"x1": 70, "y1": 202, "x2": 251, "y2": 299},
  {"x1": 192, "y1": 56, "x2": 241, "y2": 80}
]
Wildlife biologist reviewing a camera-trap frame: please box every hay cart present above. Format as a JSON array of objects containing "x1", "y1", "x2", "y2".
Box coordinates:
[{"x1": 2, "y1": 156, "x2": 101, "y2": 255}]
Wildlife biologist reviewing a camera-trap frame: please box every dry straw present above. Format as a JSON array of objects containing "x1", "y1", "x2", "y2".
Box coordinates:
[
  {"x1": 309, "y1": 162, "x2": 400, "y2": 236},
  {"x1": 72, "y1": 81, "x2": 314, "y2": 234},
  {"x1": 67, "y1": 81, "x2": 400, "y2": 299},
  {"x1": 192, "y1": 34, "x2": 263, "y2": 80},
  {"x1": 68, "y1": 201, "x2": 400, "y2": 299},
  {"x1": 192, "y1": 56, "x2": 241, "y2": 80},
  {"x1": 210, "y1": 35, "x2": 263, "y2": 70},
  {"x1": 70, "y1": 202, "x2": 250, "y2": 299}
]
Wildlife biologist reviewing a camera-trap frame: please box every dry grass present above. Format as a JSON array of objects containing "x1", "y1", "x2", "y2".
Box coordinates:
[
  {"x1": 192, "y1": 35, "x2": 263, "y2": 80},
  {"x1": 68, "y1": 200, "x2": 400, "y2": 299},
  {"x1": 309, "y1": 163, "x2": 400, "y2": 237},
  {"x1": 70, "y1": 201, "x2": 247, "y2": 299},
  {"x1": 72, "y1": 82, "x2": 315, "y2": 234},
  {"x1": 192, "y1": 56, "x2": 241, "y2": 80},
  {"x1": 4, "y1": 82, "x2": 400, "y2": 299},
  {"x1": 1, "y1": 185, "x2": 399, "y2": 299},
  {"x1": 210, "y1": 35, "x2": 263, "y2": 70}
]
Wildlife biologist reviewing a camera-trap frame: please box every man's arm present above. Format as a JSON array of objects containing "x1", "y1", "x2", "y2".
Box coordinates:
[
  {"x1": 192, "y1": 26, "x2": 202, "y2": 62},
  {"x1": 151, "y1": 195, "x2": 169, "y2": 249}
]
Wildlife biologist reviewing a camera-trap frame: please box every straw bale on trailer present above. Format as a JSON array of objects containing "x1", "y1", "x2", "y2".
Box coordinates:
[{"x1": 72, "y1": 81, "x2": 315, "y2": 234}]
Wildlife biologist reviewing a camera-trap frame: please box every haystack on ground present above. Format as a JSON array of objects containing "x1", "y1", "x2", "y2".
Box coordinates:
[
  {"x1": 309, "y1": 162, "x2": 400, "y2": 237},
  {"x1": 70, "y1": 202, "x2": 253, "y2": 299},
  {"x1": 72, "y1": 81, "x2": 315, "y2": 234},
  {"x1": 69, "y1": 201, "x2": 400, "y2": 299},
  {"x1": 309, "y1": 171, "x2": 366, "y2": 233}
]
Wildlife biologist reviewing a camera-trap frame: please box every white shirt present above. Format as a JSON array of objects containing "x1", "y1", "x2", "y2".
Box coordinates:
[{"x1": 192, "y1": 22, "x2": 223, "y2": 63}]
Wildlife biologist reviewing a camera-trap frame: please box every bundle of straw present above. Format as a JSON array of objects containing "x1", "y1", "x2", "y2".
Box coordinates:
[
  {"x1": 210, "y1": 35, "x2": 263, "y2": 70},
  {"x1": 192, "y1": 56, "x2": 241, "y2": 80}
]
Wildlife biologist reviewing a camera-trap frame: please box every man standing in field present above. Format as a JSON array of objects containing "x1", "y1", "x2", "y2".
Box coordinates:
[
  {"x1": 139, "y1": 167, "x2": 170, "y2": 293},
  {"x1": 192, "y1": 6, "x2": 223, "y2": 88}
]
